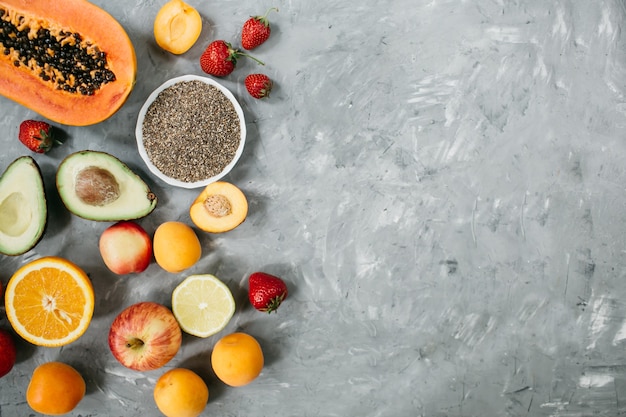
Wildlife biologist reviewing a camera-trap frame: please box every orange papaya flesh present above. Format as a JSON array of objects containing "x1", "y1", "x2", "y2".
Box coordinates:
[{"x1": 0, "y1": 0, "x2": 136, "y2": 126}]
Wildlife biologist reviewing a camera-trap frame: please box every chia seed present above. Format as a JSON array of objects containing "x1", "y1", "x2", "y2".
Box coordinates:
[{"x1": 141, "y1": 80, "x2": 241, "y2": 183}]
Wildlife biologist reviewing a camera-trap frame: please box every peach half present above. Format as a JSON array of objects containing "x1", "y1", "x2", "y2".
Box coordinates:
[{"x1": 189, "y1": 181, "x2": 248, "y2": 233}]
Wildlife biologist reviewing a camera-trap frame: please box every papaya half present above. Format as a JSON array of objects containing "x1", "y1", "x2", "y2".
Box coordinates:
[{"x1": 0, "y1": 0, "x2": 136, "y2": 126}]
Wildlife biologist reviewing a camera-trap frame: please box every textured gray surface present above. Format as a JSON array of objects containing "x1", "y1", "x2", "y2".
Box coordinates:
[{"x1": 2, "y1": 0, "x2": 626, "y2": 415}]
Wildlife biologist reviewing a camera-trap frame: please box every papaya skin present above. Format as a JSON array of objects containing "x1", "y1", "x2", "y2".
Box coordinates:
[{"x1": 0, "y1": 0, "x2": 136, "y2": 126}]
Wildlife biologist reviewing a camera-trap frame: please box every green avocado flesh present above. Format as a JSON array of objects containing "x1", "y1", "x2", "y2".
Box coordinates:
[
  {"x1": 56, "y1": 150, "x2": 157, "y2": 221},
  {"x1": 0, "y1": 156, "x2": 47, "y2": 256}
]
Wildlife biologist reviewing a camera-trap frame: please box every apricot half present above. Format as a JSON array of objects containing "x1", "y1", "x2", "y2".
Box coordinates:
[
  {"x1": 154, "y1": 0, "x2": 202, "y2": 54},
  {"x1": 190, "y1": 181, "x2": 248, "y2": 233}
]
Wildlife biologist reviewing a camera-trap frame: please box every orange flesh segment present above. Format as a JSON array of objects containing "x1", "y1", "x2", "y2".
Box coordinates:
[{"x1": 13, "y1": 267, "x2": 88, "y2": 339}]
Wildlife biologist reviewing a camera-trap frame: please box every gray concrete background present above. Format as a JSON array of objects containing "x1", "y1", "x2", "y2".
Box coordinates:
[{"x1": 1, "y1": 0, "x2": 626, "y2": 415}]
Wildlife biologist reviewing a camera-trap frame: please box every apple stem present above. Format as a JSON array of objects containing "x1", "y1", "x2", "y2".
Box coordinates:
[{"x1": 126, "y1": 338, "x2": 144, "y2": 349}]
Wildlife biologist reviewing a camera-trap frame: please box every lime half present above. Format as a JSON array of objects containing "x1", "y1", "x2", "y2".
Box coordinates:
[{"x1": 172, "y1": 274, "x2": 236, "y2": 338}]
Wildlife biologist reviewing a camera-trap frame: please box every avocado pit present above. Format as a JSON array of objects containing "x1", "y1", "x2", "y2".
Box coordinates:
[{"x1": 75, "y1": 166, "x2": 120, "y2": 206}]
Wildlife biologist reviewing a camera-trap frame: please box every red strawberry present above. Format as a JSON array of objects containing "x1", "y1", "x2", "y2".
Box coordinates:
[
  {"x1": 245, "y1": 74, "x2": 273, "y2": 99},
  {"x1": 241, "y1": 7, "x2": 278, "y2": 50},
  {"x1": 18, "y1": 120, "x2": 55, "y2": 153},
  {"x1": 200, "y1": 40, "x2": 264, "y2": 77},
  {"x1": 248, "y1": 272, "x2": 288, "y2": 313}
]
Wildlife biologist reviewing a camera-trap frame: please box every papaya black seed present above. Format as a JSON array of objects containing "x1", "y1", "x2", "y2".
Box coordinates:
[{"x1": 0, "y1": 7, "x2": 116, "y2": 95}]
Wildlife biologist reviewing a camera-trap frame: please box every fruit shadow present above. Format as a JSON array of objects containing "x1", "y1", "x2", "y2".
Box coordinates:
[
  {"x1": 222, "y1": 101, "x2": 282, "y2": 196},
  {"x1": 59, "y1": 341, "x2": 107, "y2": 396},
  {"x1": 217, "y1": 81, "x2": 264, "y2": 180},
  {"x1": 10, "y1": 327, "x2": 38, "y2": 366},
  {"x1": 87, "y1": 265, "x2": 133, "y2": 318},
  {"x1": 37, "y1": 158, "x2": 72, "y2": 239},
  {"x1": 177, "y1": 349, "x2": 230, "y2": 402},
  {"x1": 247, "y1": 12, "x2": 283, "y2": 54},
  {"x1": 193, "y1": 14, "x2": 215, "y2": 56},
  {"x1": 237, "y1": 189, "x2": 270, "y2": 233}
]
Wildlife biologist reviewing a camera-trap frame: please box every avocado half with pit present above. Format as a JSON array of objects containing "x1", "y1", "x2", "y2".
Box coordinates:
[
  {"x1": 56, "y1": 150, "x2": 157, "y2": 221},
  {"x1": 0, "y1": 156, "x2": 47, "y2": 256}
]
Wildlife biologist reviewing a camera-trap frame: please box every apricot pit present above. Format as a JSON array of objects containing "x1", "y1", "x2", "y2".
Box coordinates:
[{"x1": 190, "y1": 181, "x2": 248, "y2": 233}]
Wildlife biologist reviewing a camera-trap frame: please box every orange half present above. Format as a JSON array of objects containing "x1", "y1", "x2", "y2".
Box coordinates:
[{"x1": 5, "y1": 256, "x2": 95, "y2": 347}]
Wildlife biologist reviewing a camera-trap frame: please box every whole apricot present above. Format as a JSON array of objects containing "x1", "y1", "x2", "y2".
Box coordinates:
[
  {"x1": 211, "y1": 332, "x2": 264, "y2": 387},
  {"x1": 153, "y1": 221, "x2": 201, "y2": 273},
  {"x1": 154, "y1": 368, "x2": 209, "y2": 417},
  {"x1": 26, "y1": 362, "x2": 86, "y2": 415}
]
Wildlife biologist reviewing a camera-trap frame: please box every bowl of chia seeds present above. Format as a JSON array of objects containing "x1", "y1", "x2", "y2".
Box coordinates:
[{"x1": 135, "y1": 74, "x2": 246, "y2": 189}]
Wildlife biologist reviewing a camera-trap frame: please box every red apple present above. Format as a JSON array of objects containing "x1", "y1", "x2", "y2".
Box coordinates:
[
  {"x1": 0, "y1": 328, "x2": 16, "y2": 378},
  {"x1": 99, "y1": 221, "x2": 152, "y2": 275},
  {"x1": 108, "y1": 302, "x2": 182, "y2": 371}
]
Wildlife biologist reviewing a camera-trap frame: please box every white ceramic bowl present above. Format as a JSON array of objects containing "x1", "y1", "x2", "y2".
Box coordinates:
[{"x1": 135, "y1": 74, "x2": 246, "y2": 189}]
